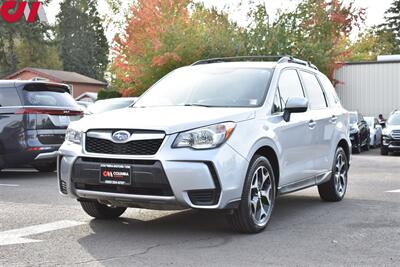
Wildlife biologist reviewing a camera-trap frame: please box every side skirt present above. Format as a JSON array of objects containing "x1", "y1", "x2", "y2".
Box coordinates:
[{"x1": 277, "y1": 171, "x2": 332, "y2": 196}]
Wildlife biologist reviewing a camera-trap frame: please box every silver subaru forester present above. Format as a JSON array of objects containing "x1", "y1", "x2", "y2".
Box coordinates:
[{"x1": 58, "y1": 56, "x2": 351, "y2": 233}]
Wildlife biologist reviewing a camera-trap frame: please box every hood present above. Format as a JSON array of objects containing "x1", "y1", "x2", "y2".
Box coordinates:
[
  {"x1": 383, "y1": 124, "x2": 400, "y2": 134},
  {"x1": 75, "y1": 106, "x2": 256, "y2": 134}
]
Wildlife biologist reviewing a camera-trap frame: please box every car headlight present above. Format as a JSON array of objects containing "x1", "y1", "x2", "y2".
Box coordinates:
[
  {"x1": 65, "y1": 127, "x2": 82, "y2": 144},
  {"x1": 382, "y1": 129, "x2": 391, "y2": 137},
  {"x1": 172, "y1": 122, "x2": 236, "y2": 149}
]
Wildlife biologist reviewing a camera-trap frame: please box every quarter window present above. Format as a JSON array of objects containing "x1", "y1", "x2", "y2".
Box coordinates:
[
  {"x1": 318, "y1": 74, "x2": 340, "y2": 105},
  {"x1": 0, "y1": 88, "x2": 21, "y2": 107},
  {"x1": 278, "y1": 69, "x2": 305, "y2": 109},
  {"x1": 300, "y1": 71, "x2": 327, "y2": 110}
]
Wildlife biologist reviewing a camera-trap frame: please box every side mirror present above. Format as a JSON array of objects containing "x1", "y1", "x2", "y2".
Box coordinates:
[{"x1": 283, "y1": 97, "x2": 309, "y2": 122}]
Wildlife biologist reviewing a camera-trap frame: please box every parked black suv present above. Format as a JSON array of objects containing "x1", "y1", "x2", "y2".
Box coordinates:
[
  {"x1": 381, "y1": 111, "x2": 400, "y2": 155},
  {"x1": 0, "y1": 81, "x2": 82, "y2": 172},
  {"x1": 349, "y1": 111, "x2": 370, "y2": 154}
]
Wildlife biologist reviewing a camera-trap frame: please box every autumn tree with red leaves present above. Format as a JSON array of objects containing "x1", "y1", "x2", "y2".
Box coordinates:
[
  {"x1": 111, "y1": 0, "x2": 245, "y2": 96},
  {"x1": 111, "y1": 0, "x2": 366, "y2": 95}
]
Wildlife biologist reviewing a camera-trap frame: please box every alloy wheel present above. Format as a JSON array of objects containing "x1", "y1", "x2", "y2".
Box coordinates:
[
  {"x1": 333, "y1": 153, "x2": 347, "y2": 197},
  {"x1": 249, "y1": 166, "x2": 273, "y2": 227}
]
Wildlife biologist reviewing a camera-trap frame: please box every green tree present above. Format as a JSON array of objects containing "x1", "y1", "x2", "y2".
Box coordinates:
[
  {"x1": 349, "y1": 29, "x2": 397, "y2": 61},
  {"x1": 57, "y1": 0, "x2": 108, "y2": 81},
  {"x1": 0, "y1": 0, "x2": 60, "y2": 76},
  {"x1": 380, "y1": 0, "x2": 400, "y2": 53},
  {"x1": 246, "y1": 0, "x2": 365, "y2": 81}
]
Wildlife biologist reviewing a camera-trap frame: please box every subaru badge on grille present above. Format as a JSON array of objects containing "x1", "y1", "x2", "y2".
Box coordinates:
[{"x1": 112, "y1": 130, "x2": 131, "y2": 143}]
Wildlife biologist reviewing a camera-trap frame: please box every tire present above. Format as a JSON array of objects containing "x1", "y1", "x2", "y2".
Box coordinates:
[
  {"x1": 228, "y1": 155, "x2": 276, "y2": 233},
  {"x1": 80, "y1": 200, "x2": 127, "y2": 219},
  {"x1": 364, "y1": 138, "x2": 370, "y2": 151},
  {"x1": 381, "y1": 147, "x2": 389, "y2": 156},
  {"x1": 318, "y1": 147, "x2": 349, "y2": 202},
  {"x1": 33, "y1": 162, "x2": 57, "y2": 172},
  {"x1": 353, "y1": 137, "x2": 361, "y2": 154}
]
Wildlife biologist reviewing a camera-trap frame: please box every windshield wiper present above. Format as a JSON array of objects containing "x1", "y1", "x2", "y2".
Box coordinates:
[{"x1": 184, "y1": 103, "x2": 213, "y2": 107}]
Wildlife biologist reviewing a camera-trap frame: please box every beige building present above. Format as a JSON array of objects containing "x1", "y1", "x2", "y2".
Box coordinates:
[
  {"x1": 3, "y1": 67, "x2": 107, "y2": 98},
  {"x1": 334, "y1": 59, "x2": 400, "y2": 117}
]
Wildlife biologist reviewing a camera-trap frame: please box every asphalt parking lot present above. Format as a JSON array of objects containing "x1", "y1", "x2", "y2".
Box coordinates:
[{"x1": 0, "y1": 149, "x2": 399, "y2": 267}]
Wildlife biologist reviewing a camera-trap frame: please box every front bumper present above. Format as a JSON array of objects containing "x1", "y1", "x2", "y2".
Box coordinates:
[
  {"x1": 58, "y1": 133, "x2": 249, "y2": 210},
  {"x1": 382, "y1": 136, "x2": 400, "y2": 151},
  {"x1": 349, "y1": 133, "x2": 359, "y2": 148}
]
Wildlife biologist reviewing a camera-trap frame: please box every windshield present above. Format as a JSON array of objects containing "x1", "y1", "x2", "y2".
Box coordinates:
[
  {"x1": 22, "y1": 84, "x2": 78, "y2": 108},
  {"x1": 349, "y1": 113, "x2": 357, "y2": 124},
  {"x1": 87, "y1": 99, "x2": 134, "y2": 114},
  {"x1": 387, "y1": 113, "x2": 400, "y2": 125},
  {"x1": 364, "y1": 117, "x2": 374, "y2": 127},
  {"x1": 134, "y1": 67, "x2": 273, "y2": 108}
]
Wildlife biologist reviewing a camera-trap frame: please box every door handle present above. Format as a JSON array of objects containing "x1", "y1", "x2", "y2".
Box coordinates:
[
  {"x1": 330, "y1": 115, "x2": 337, "y2": 124},
  {"x1": 308, "y1": 120, "x2": 316, "y2": 129}
]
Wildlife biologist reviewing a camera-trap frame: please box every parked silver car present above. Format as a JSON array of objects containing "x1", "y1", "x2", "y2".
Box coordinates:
[
  {"x1": 58, "y1": 56, "x2": 351, "y2": 233},
  {"x1": 364, "y1": 116, "x2": 382, "y2": 148}
]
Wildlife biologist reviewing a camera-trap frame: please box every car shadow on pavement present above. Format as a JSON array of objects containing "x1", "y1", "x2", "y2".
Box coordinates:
[
  {"x1": 75, "y1": 194, "x2": 339, "y2": 264},
  {"x1": 0, "y1": 169, "x2": 55, "y2": 180}
]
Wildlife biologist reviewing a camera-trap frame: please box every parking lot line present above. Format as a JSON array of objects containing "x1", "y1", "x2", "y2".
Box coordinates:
[
  {"x1": 0, "y1": 184, "x2": 19, "y2": 187},
  {"x1": 385, "y1": 189, "x2": 400, "y2": 193},
  {"x1": 0, "y1": 220, "x2": 85, "y2": 246}
]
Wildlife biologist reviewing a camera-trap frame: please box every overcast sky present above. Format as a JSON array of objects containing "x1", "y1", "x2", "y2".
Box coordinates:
[{"x1": 46, "y1": 0, "x2": 393, "y2": 41}]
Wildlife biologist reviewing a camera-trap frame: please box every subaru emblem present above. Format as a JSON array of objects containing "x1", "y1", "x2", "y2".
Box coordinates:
[{"x1": 112, "y1": 130, "x2": 131, "y2": 143}]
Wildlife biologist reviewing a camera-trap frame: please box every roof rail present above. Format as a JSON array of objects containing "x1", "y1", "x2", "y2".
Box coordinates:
[{"x1": 192, "y1": 55, "x2": 319, "y2": 70}]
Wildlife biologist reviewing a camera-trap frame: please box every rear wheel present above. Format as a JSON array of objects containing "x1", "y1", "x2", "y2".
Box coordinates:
[
  {"x1": 33, "y1": 162, "x2": 56, "y2": 172},
  {"x1": 353, "y1": 138, "x2": 361, "y2": 154},
  {"x1": 318, "y1": 147, "x2": 348, "y2": 202},
  {"x1": 228, "y1": 155, "x2": 276, "y2": 233},
  {"x1": 80, "y1": 200, "x2": 127, "y2": 219}
]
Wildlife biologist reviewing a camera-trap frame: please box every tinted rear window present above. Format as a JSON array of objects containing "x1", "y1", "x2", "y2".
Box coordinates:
[
  {"x1": 22, "y1": 84, "x2": 79, "y2": 108},
  {"x1": 300, "y1": 71, "x2": 327, "y2": 110},
  {"x1": 0, "y1": 87, "x2": 21, "y2": 107}
]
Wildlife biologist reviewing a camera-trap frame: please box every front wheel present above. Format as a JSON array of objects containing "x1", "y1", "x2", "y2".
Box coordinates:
[
  {"x1": 381, "y1": 147, "x2": 389, "y2": 155},
  {"x1": 364, "y1": 137, "x2": 370, "y2": 151},
  {"x1": 318, "y1": 147, "x2": 349, "y2": 202},
  {"x1": 80, "y1": 200, "x2": 127, "y2": 219},
  {"x1": 228, "y1": 155, "x2": 276, "y2": 233}
]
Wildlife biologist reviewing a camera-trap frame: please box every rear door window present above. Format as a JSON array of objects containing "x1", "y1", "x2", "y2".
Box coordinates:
[
  {"x1": 21, "y1": 84, "x2": 79, "y2": 108},
  {"x1": 300, "y1": 71, "x2": 327, "y2": 110},
  {"x1": 0, "y1": 87, "x2": 21, "y2": 107}
]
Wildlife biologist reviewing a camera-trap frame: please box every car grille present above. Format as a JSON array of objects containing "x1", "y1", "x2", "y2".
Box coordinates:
[
  {"x1": 392, "y1": 130, "x2": 400, "y2": 140},
  {"x1": 85, "y1": 137, "x2": 163, "y2": 155}
]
